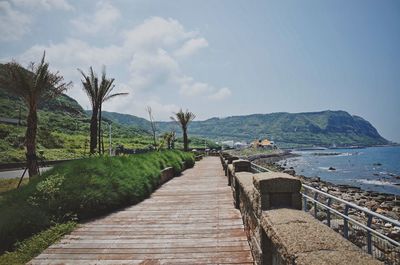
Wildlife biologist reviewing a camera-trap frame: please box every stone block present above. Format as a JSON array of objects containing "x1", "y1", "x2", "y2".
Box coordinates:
[
  {"x1": 226, "y1": 156, "x2": 239, "y2": 164},
  {"x1": 232, "y1": 159, "x2": 251, "y2": 172},
  {"x1": 260, "y1": 209, "x2": 383, "y2": 265},
  {"x1": 159, "y1": 167, "x2": 174, "y2": 185},
  {"x1": 253, "y1": 172, "x2": 301, "y2": 193}
]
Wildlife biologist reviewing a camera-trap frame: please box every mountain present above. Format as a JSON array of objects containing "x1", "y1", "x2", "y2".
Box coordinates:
[
  {"x1": 97, "y1": 110, "x2": 389, "y2": 147},
  {"x1": 0, "y1": 64, "x2": 389, "y2": 150},
  {"x1": 92, "y1": 111, "x2": 151, "y2": 131},
  {"x1": 161, "y1": 110, "x2": 389, "y2": 147}
]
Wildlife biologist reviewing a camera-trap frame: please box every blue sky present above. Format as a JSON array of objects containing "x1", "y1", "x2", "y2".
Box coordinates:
[{"x1": 0, "y1": 0, "x2": 399, "y2": 142}]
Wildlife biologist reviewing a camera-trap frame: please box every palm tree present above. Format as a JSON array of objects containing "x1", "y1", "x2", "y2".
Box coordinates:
[
  {"x1": 162, "y1": 131, "x2": 176, "y2": 149},
  {"x1": 78, "y1": 67, "x2": 100, "y2": 155},
  {"x1": 97, "y1": 67, "x2": 128, "y2": 154},
  {"x1": 170, "y1": 109, "x2": 195, "y2": 152},
  {"x1": 0, "y1": 52, "x2": 71, "y2": 178},
  {"x1": 78, "y1": 67, "x2": 127, "y2": 155}
]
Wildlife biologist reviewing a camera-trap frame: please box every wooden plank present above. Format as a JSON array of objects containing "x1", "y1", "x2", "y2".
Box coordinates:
[{"x1": 30, "y1": 157, "x2": 254, "y2": 264}]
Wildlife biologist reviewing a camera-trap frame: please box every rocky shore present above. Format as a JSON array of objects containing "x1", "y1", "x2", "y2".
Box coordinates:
[{"x1": 254, "y1": 156, "x2": 400, "y2": 246}]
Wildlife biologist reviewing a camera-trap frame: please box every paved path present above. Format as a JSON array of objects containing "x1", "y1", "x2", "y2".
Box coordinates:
[
  {"x1": 29, "y1": 157, "x2": 253, "y2": 265},
  {"x1": 0, "y1": 167, "x2": 51, "y2": 179}
]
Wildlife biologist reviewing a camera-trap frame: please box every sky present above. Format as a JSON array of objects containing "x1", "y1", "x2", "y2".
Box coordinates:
[{"x1": 0, "y1": 0, "x2": 399, "y2": 142}]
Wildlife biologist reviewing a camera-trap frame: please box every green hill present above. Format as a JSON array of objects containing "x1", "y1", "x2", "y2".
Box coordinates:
[
  {"x1": 97, "y1": 110, "x2": 389, "y2": 147},
  {"x1": 0, "y1": 63, "x2": 390, "y2": 161},
  {"x1": 156, "y1": 111, "x2": 389, "y2": 147}
]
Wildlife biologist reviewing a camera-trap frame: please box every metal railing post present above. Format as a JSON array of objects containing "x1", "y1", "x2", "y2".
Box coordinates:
[
  {"x1": 326, "y1": 197, "x2": 332, "y2": 227},
  {"x1": 367, "y1": 214, "x2": 373, "y2": 255},
  {"x1": 343, "y1": 205, "x2": 350, "y2": 239},
  {"x1": 303, "y1": 196, "x2": 308, "y2": 212},
  {"x1": 313, "y1": 192, "x2": 319, "y2": 218}
]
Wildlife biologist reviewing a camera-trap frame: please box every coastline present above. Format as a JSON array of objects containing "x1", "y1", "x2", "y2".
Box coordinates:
[{"x1": 253, "y1": 151, "x2": 400, "y2": 243}]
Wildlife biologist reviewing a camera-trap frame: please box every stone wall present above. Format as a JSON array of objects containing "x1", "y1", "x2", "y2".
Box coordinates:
[
  {"x1": 159, "y1": 167, "x2": 175, "y2": 186},
  {"x1": 219, "y1": 152, "x2": 382, "y2": 265}
]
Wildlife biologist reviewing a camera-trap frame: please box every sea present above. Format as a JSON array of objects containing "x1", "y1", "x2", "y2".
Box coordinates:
[{"x1": 277, "y1": 146, "x2": 400, "y2": 195}]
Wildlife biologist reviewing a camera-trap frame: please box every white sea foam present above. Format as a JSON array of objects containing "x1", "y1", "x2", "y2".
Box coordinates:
[
  {"x1": 356, "y1": 179, "x2": 399, "y2": 187},
  {"x1": 336, "y1": 152, "x2": 354, "y2": 157}
]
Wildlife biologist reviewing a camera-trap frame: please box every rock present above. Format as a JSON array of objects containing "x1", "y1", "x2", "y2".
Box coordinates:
[
  {"x1": 328, "y1": 166, "x2": 336, "y2": 171},
  {"x1": 365, "y1": 201, "x2": 379, "y2": 210},
  {"x1": 388, "y1": 230, "x2": 400, "y2": 241},
  {"x1": 356, "y1": 199, "x2": 367, "y2": 206},
  {"x1": 375, "y1": 195, "x2": 386, "y2": 203},
  {"x1": 383, "y1": 211, "x2": 399, "y2": 220},
  {"x1": 379, "y1": 202, "x2": 393, "y2": 211},
  {"x1": 316, "y1": 211, "x2": 327, "y2": 221},
  {"x1": 353, "y1": 193, "x2": 362, "y2": 200},
  {"x1": 385, "y1": 196, "x2": 394, "y2": 201},
  {"x1": 341, "y1": 193, "x2": 353, "y2": 202},
  {"x1": 384, "y1": 222, "x2": 393, "y2": 228},
  {"x1": 283, "y1": 169, "x2": 296, "y2": 176},
  {"x1": 375, "y1": 208, "x2": 386, "y2": 214}
]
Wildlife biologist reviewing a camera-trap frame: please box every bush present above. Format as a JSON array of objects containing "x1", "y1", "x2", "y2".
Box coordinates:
[{"x1": 0, "y1": 150, "x2": 194, "y2": 253}]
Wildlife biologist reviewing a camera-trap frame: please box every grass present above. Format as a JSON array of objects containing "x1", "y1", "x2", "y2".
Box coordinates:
[
  {"x1": 0, "y1": 222, "x2": 76, "y2": 265},
  {"x1": 0, "y1": 150, "x2": 195, "y2": 253},
  {"x1": 0, "y1": 178, "x2": 28, "y2": 193}
]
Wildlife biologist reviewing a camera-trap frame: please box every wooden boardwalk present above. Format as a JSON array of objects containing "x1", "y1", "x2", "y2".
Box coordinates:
[{"x1": 29, "y1": 156, "x2": 253, "y2": 265}]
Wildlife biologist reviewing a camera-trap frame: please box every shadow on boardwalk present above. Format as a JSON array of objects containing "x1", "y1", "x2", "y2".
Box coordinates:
[{"x1": 29, "y1": 157, "x2": 253, "y2": 265}]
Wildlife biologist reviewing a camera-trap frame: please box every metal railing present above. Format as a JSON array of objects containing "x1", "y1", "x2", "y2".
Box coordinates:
[{"x1": 250, "y1": 162, "x2": 400, "y2": 265}]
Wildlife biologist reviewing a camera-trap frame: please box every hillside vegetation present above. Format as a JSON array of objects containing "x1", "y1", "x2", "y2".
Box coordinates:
[
  {"x1": 171, "y1": 111, "x2": 389, "y2": 147},
  {"x1": 102, "y1": 110, "x2": 389, "y2": 147},
  {"x1": 0, "y1": 88, "x2": 152, "y2": 162},
  {"x1": 0, "y1": 60, "x2": 389, "y2": 155}
]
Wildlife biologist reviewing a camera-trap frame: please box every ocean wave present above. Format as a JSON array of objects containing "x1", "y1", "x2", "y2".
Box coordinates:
[
  {"x1": 336, "y1": 152, "x2": 356, "y2": 157},
  {"x1": 356, "y1": 179, "x2": 399, "y2": 187}
]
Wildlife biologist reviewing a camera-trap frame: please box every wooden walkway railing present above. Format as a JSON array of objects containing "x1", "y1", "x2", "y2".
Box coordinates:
[{"x1": 29, "y1": 157, "x2": 253, "y2": 265}]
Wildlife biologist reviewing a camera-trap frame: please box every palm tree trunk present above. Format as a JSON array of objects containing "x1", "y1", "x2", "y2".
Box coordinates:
[
  {"x1": 89, "y1": 107, "x2": 98, "y2": 154},
  {"x1": 183, "y1": 128, "x2": 188, "y2": 152},
  {"x1": 101, "y1": 135, "x2": 105, "y2": 154},
  {"x1": 26, "y1": 106, "x2": 39, "y2": 178},
  {"x1": 98, "y1": 104, "x2": 102, "y2": 155}
]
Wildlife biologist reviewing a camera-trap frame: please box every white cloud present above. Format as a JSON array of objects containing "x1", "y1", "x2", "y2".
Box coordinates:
[
  {"x1": 177, "y1": 76, "x2": 212, "y2": 97},
  {"x1": 209, "y1": 87, "x2": 232, "y2": 100},
  {"x1": 129, "y1": 49, "x2": 179, "y2": 90},
  {"x1": 16, "y1": 38, "x2": 123, "y2": 76},
  {"x1": 122, "y1": 17, "x2": 195, "y2": 51},
  {"x1": 11, "y1": 0, "x2": 73, "y2": 11},
  {"x1": 4, "y1": 15, "x2": 231, "y2": 118},
  {"x1": 174, "y1": 38, "x2": 209, "y2": 57},
  {"x1": 71, "y1": 1, "x2": 120, "y2": 34},
  {"x1": 0, "y1": 0, "x2": 73, "y2": 42},
  {"x1": 0, "y1": 1, "x2": 31, "y2": 41}
]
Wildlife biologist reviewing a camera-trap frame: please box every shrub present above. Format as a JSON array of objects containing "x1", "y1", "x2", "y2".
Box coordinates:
[{"x1": 0, "y1": 150, "x2": 194, "y2": 252}]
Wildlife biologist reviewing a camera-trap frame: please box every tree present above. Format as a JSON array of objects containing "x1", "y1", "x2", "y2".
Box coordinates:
[
  {"x1": 0, "y1": 52, "x2": 71, "y2": 178},
  {"x1": 78, "y1": 67, "x2": 99, "y2": 155},
  {"x1": 162, "y1": 131, "x2": 176, "y2": 149},
  {"x1": 97, "y1": 67, "x2": 127, "y2": 154},
  {"x1": 78, "y1": 66, "x2": 127, "y2": 155},
  {"x1": 170, "y1": 109, "x2": 195, "y2": 152},
  {"x1": 146, "y1": 106, "x2": 157, "y2": 148}
]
